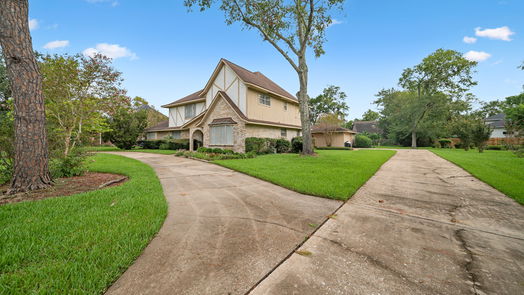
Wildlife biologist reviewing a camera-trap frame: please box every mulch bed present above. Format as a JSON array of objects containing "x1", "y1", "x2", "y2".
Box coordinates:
[{"x1": 0, "y1": 172, "x2": 128, "y2": 205}]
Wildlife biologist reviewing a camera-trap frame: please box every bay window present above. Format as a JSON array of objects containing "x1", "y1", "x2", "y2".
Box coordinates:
[{"x1": 210, "y1": 125, "x2": 234, "y2": 145}]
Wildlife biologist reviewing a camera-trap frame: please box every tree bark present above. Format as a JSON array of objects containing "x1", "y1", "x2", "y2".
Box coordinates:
[
  {"x1": 297, "y1": 57, "x2": 313, "y2": 155},
  {"x1": 411, "y1": 130, "x2": 417, "y2": 148},
  {"x1": 0, "y1": 0, "x2": 52, "y2": 193}
]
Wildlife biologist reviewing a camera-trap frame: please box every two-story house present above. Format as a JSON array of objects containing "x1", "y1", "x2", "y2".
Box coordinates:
[{"x1": 144, "y1": 59, "x2": 302, "y2": 152}]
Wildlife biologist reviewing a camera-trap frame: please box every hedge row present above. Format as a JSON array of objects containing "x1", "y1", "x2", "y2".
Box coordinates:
[
  {"x1": 245, "y1": 137, "x2": 294, "y2": 154},
  {"x1": 137, "y1": 139, "x2": 189, "y2": 150}
]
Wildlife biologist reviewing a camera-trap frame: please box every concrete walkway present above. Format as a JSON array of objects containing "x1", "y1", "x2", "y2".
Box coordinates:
[
  {"x1": 250, "y1": 149, "x2": 524, "y2": 295},
  {"x1": 104, "y1": 152, "x2": 341, "y2": 295}
]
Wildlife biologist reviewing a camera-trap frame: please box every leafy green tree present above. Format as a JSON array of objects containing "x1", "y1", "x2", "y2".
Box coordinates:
[
  {"x1": 184, "y1": 0, "x2": 345, "y2": 155},
  {"x1": 343, "y1": 120, "x2": 353, "y2": 130},
  {"x1": 398, "y1": 49, "x2": 477, "y2": 147},
  {"x1": 471, "y1": 119, "x2": 492, "y2": 153},
  {"x1": 309, "y1": 85, "x2": 349, "y2": 124},
  {"x1": 450, "y1": 116, "x2": 476, "y2": 151},
  {"x1": 40, "y1": 53, "x2": 125, "y2": 156},
  {"x1": 504, "y1": 93, "x2": 524, "y2": 138},
  {"x1": 361, "y1": 109, "x2": 379, "y2": 121},
  {"x1": 0, "y1": 51, "x2": 11, "y2": 111},
  {"x1": 105, "y1": 108, "x2": 148, "y2": 150},
  {"x1": 475, "y1": 100, "x2": 505, "y2": 118}
]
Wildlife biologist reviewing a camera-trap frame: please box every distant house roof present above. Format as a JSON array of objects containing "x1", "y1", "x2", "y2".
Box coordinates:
[
  {"x1": 485, "y1": 113, "x2": 505, "y2": 128},
  {"x1": 352, "y1": 120, "x2": 382, "y2": 134},
  {"x1": 161, "y1": 58, "x2": 297, "y2": 108},
  {"x1": 311, "y1": 126, "x2": 356, "y2": 133},
  {"x1": 144, "y1": 120, "x2": 183, "y2": 132}
]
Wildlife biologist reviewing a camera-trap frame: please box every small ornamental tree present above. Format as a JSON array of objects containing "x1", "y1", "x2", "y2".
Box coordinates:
[
  {"x1": 105, "y1": 109, "x2": 148, "y2": 150},
  {"x1": 471, "y1": 119, "x2": 492, "y2": 153},
  {"x1": 316, "y1": 113, "x2": 344, "y2": 147},
  {"x1": 451, "y1": 116, "x2": 475, "y2": 151},
  {"x1": 184, "y1": 0, "x2": 345, "y2": 155}
]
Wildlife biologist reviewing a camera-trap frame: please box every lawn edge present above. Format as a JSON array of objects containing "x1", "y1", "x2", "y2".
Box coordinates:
[{"x1": 429, "y1": 149, "x2": 523, "y2": 205}]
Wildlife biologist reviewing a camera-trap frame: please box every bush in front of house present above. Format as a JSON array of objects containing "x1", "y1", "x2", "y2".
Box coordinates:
[
  {"x1": 486, "y1": 145, "x2": 504, "y2": 150},
  {"x1": 138, "y1": 139, "x2": 189, "y2": 150},
  {"x1": 179, "y1": 148, "x2": 257, "y2": 161},
  {"x1": 291, "y1": 136, "x2": 303, "y2": 153},
  {"x1": 354, "y1": 134, "x2": 372, "y2": 148},
  {"x1": 245, "y1": 137, "x2": 285, "y2": 154},
  {"x1": 275, "y1": 138, "x2": 291, "y2": 153}
]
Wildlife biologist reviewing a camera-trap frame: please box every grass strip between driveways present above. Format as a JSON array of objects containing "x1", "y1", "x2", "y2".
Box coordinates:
[
  {"x1": 431, "y1": 149, "x2": 524, "y2": 205},
  {"x1": 82, "y1": 146, "x2": 178, "y2": 154},
  {"x1": 0, "y1": 153, "x2": 167, "y2": 294},
  {"x1": 214, "y1": 149, "x2": 395, "y2": 201}
]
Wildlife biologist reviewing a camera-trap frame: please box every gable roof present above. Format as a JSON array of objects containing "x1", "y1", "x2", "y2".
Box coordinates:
[
  {"x1": 352, "y1": 120, "x2": 383, "y2": 134},
  {"x1": 144, "y1": 120, "x2": 183, "y2": 132},
  {"x1": 485, "y1": 113, "x2": 505, "y2": 128},
  {"x1": 196, "y1": 91, "x2": 301, "y2": 129},
  {"x1": 161, "y1": 89, "x2": 205, "y2": 108},
  {"x1": 221, "y1": 59, "x2": 297, "y2": 101}
]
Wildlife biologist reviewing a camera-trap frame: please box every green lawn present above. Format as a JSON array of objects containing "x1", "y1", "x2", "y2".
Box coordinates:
[
  {"x1": 214, "y1": 150, "x2": 395, "y2": 200},
  {"x1": 82, "y1": 146, "x2": 178, "y2": 154},
  {"x1": 431, "y1": 149, "x2": 524, "y2": 205},
  {"x1": 0, "y1": 154, "x2": 167, "y2": 294}
]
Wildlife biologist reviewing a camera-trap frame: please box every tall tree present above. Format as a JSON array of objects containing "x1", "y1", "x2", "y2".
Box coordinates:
[
  {"x1": 40, "y1": 53, "x2": 123, "y2": 156},
  {"x1": 184, "y1": 0, "x2": 344, "y2": 154},
  {"x1": 476, "y1": 100, "x2": 506, "y2": 118},
  {"x1": 309, "y1": 85, "x2": 349, "y2": 124},
  {"x1": 361, "y1": 109, "x2": 379, "y2": 121},
  {"x1": 398, "y1": 49, "x2": 477, "y2": 147},
  {"x1": 0, "y1": 0, "x2": 52, "y2": 192}
]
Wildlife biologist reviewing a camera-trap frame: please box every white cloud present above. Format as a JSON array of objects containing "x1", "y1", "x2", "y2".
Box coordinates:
[
  {"x1": 43, "y1": 40, "x2": 70, "y2": 49},
  {"x1": 475, "y1": 26, "x2": 515, "y2": 41},
  {"x1": 28, "y1": 18, "x2": 38, "y2": 30},
  {"x1": 327, "y1": 19, "x2": 343, "y2": 28},
  {"x1": 83, "y1": 43, "x2": 137, "y2": 60},
  {"x1": 463, "y1": 50, "x2": 491, "y2": 62},
  {"x1": 463, "y1": 36, "x2": 477, "y2": 44}
]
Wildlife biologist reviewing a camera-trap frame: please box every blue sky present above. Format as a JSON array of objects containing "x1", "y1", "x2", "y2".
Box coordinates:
[{"x1": 28, "y1": 0, "x2": 524, "y2": 119}]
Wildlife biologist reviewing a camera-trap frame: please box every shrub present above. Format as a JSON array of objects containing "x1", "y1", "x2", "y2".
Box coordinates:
[
  {"x1": 245, "y1": 137, "x2": 278, "y2": 154},
  {"x1": 291, "y1": 136, "x2": 303, "y2": 153},
  {"x1": 275, "y1": 138, "x2": 291, "y2": 153},
  {"x1": 50, "y1": 150, "x2": 87, "y2": 178},
  {"x1": 159, "y1": 143, "x2": 170, "y2": 150},
  {"x1": 354, "y1": 135, "x2": 372, "y2": 148},
  {"x1": 165, "y1": 139, "x2": 189, "y2": 150},
  {"x1": 438, "y1": 138, "x2": 452, "y2": 148},
  {"x1": 105, "y1": 108, "x2": 148, "y2": 150},
  {"x1": 486, "y1": 145, "x2": 503, "y2": 150}
]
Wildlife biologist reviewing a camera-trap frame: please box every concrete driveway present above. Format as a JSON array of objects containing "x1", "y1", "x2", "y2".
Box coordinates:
[
  {"x1": 250, "y1": 149, "x2": 524, "y2": 295},
  {"x1": 104, "y1": 152, "x2": 341, "y2": 295}
]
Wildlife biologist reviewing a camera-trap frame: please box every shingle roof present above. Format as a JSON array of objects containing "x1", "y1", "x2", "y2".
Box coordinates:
[
  {"x1": 311, "y1": 126, "x2": 356, "y2": 133},
  {"x1": 352, "y1": 121, "x2": 383, "y2": 134},
  {"x1": 161, "y1": 89, "x2": 204, "y2": 108},
  {"x1": 222, "y1": 59, "x2": 297, "y2": 101},
  {"x1": 209, "y1": 117, "x2": 238, "y2": 125},
  {"x1": 485, "y1": 113, "x2": 505, "y2": 128},
  {"x1": 144, "y1": 120, "x2": 169, "y2": 132}
]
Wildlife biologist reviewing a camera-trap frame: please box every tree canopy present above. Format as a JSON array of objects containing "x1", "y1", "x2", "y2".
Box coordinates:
[
  {"x1": 309, "y1": 85, "x2": 349, "y2": 124},
  {"x1": 361, "y1": 109, "x2": 379, "y2": 121}
]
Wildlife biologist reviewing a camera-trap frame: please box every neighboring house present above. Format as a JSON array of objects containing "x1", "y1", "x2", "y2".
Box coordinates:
[
  {"x1": 144, "y1": 58, "x2": 302, "y2": 152},
  {"x1": 311, "y1": 126, "x2": 356, "y2": 148},
  {"x1": 485, "y1": 113, "x2": 508, "y2": 138},
  {"x1": 352, "y1": 120, "x2": 383, "y2": 134},
  {"x1": 137, "y1": 104, "x2": 169, "y2": 129}
]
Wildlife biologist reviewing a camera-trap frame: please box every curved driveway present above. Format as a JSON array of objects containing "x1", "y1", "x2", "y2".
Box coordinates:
[{"x1": 104, "y1": 152, "x2": 341, "y2": 295}]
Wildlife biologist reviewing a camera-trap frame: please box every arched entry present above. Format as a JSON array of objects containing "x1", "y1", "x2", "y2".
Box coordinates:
[{"x1": 191, "y1": 129, "x2": 203, "y2": 151}]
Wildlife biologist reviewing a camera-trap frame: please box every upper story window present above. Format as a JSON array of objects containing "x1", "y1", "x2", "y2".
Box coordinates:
[
  {"x1": 284, "y1": 102, "x2": 288, "y2": 111},
  {"x1": 185, "y1": 104, "x2": 196, "y2": 119},
  {"x1": 259, "y1": 94, "x2": 271, "y2": 106}
]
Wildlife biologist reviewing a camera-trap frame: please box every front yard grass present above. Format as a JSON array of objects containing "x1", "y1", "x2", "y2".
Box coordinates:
[
  {"x1": 431, "y1": 149, "x2": 524, "y2": 205},
  {"x1": 214, "y1": 150, "x2": 395, "y2": 200},
  {"x1": 0, "y1": 154, "x2": 167, "y2": 294}
]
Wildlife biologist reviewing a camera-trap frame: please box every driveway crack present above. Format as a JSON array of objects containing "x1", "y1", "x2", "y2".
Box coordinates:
[{"x1": 454, "y1": 229, "x2": 482, "y2": 295}]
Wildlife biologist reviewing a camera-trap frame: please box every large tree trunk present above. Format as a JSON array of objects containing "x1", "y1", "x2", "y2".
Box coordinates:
[
  {"x1": 297, "y1": 57, "x2": 313, "y2": 155},
  {"x1": 411, "y1": 130, "x2": 417, "y2": 148},
  {"x1": 0, "y1": 0, "x2": 52, "y2": 193}
]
